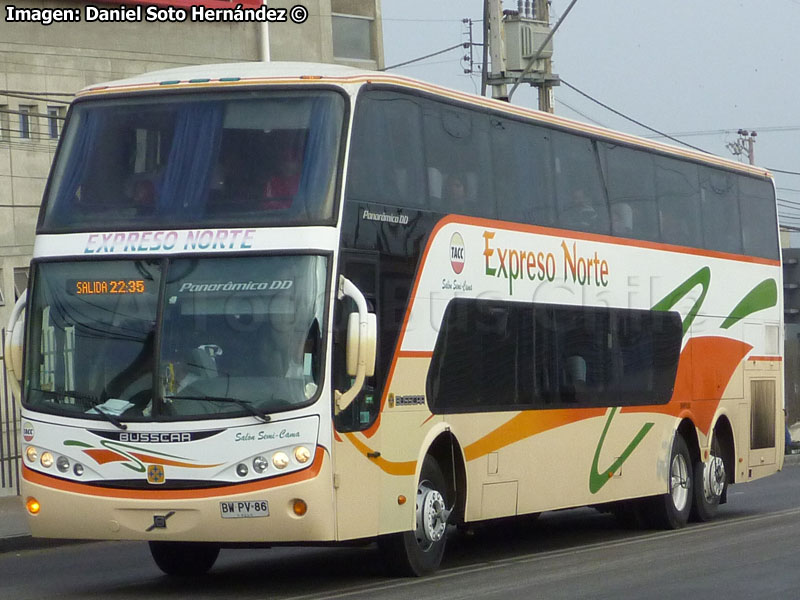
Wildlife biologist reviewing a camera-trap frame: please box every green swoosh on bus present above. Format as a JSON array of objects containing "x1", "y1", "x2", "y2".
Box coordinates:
[
  {"x1": 589, "y1": 407, "x2": 654, "y2": 494},
  {"x1": 652, "y1": 266, "x2": 710, "y2": 336}
]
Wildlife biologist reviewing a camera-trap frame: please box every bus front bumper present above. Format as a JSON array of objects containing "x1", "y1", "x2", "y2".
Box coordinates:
[{"x1": 20, "y1": 449, "x2": 335, "y2": 543}]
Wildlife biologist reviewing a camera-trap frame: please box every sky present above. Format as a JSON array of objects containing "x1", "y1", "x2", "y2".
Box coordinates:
[{"x1": 381, "y1": 0, "x2": 800, "y2": 233}]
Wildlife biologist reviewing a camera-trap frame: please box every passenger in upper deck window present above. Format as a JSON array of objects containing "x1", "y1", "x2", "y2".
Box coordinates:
[
  {"x1": 659, "y1": 207, "x2": 692, "y2": 246},
  {"x1": 562, "y1": 187, "x2": 598, "y2": 230},
  {"x1": 443, "y1": 173, "x2": 468, "y2": 213},
  {"x1": 132, "y1": 179, "x2": 156, "y2": 216},
  {"x1": 611, "y1": 202, "x2": 634, "y2": 238},
  {"x1": 263, "y1": 147, "x2": 303, "y2": 209}
]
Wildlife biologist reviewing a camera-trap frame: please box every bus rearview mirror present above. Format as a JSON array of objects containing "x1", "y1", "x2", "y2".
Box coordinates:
[{"x1": 4, "y1": 290, "x2": 27, "y2": 402}]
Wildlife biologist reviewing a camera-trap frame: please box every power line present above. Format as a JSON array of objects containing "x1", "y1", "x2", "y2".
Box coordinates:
[
  {"x1": 381, "y1": 43, "x2": 469, "y2": 72},
  {"x1": 560, "y1": 78, "x2": 712, "y2": 154},
  {"x1": 644, "y1": 125, "x2": 800, "y2": 140}
]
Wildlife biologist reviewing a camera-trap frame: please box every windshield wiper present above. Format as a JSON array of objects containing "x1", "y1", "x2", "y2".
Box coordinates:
[
  {"x1": 28, "y1": 387, "x2": 128, "y2": 430},
  {"x1": 165, "y1": 395, "x2": 272, "y2": 423}
]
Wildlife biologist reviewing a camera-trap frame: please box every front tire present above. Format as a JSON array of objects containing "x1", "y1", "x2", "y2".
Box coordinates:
[
  {"x1": 379, "y1": 457, "x2": 450, "y2": 577},
  {"x1": 149, "y1": 541, "x2": 220, "y2": 576},
  {"x1": 647, "y1": 434, "x2": 692, "y2": 529}
]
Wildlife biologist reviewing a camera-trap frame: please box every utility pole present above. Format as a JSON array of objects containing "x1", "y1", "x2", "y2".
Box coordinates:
[
  {"x1": 487, "y1": 0, "x2": 508, "y2": 101},
  {"x1": 533, "y1": 0, "x2": 553, "y2": 112},
  {"x1": 727, "y1": 129, "x2": 757, "y2": 165}
]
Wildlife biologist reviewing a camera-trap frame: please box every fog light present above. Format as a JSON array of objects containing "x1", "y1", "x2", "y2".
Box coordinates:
[
  {"x1": 294, "y1": 446, "x2": 312, "y2": 464},
  {"x1": 252, "y1": 456, "x2": 268, "y2": 473},
  {"x1": 236, "y1": 463, "x2": 249, "y2": 477},
  {"x1": 73, "y1": 463, "x2": 84, "y2": 477},
  {"x1": 272, "y1": 452, "x2": 290, "y2": 470},
  {"x1": 26, "y1": 446, "x2": 38, "y2": 463},
  {"x1": 292, "y1": 499, "x2": 307, "y2": 516},
  {"x1": 26, "y1": 497, "x2": 41, "y2": 515},
  {"x1": 57, "y1": 456, "x2": 70, "y2": 473},
  {"x1": 40, "y1": 452, "x2": 54, "y2": 469}
]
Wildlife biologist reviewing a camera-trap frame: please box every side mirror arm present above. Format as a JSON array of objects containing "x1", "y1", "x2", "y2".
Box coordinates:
[{"x1": 334, "y1": 276, "x2": 370, "y2": 414}]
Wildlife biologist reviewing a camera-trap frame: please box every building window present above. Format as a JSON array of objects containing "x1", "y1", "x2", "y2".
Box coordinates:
[
  {"x1": 332, "y1": 14, "x2": 374, "y2": 61},
  {"x1": 18, "y1": 105, "x2": 35, "y2": 139},
  {"x1": 47, "y1": 106, "x2": 63, "y2": 139},
  {"x1": 14, "y1": 267, "x2": 29, "y2": 300},
  {"x1": 0, "y1": 105, "x2": 9, "y2": 141}
]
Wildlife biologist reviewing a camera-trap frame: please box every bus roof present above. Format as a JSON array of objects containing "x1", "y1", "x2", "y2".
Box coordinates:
[{"x1": 78, "y1": 61, "x2": 771, "y2": 180}]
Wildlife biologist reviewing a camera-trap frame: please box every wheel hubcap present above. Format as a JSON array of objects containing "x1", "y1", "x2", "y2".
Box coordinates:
[
  {"x1": 703, "y1": 455, "x2": 725, "y2": 502},
  {"x1": 670, "y1": 453, "x2": 690, "y2": 511},
  {"x1": 415, "y1": 481, "x2": 448, "y2": 551}
]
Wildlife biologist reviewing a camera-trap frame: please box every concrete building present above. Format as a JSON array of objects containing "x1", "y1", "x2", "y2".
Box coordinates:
[{"x1": 0, "y1": 0, "x2": 384, "y2": 495}]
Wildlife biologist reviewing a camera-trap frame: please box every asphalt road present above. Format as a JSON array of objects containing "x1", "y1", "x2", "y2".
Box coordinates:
[{"x1": 3, "y1": 464, "x2": 800, "y2": 600}]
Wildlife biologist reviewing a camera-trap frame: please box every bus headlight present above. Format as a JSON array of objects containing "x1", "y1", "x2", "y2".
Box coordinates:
[
  {"x1": 40, "y1": 452, "x2": 54, "y2": 468},
  {"x1": 236, "y1": 463, "x2": 249, "y2": 477},
  {"x1": 252, "y1": 456, "x2": 268, "y2": 473},
  {"x1": 294, "y1": 446, "x2": 312, "y2": 464},
  {"x1": 73, "y1": 463, "x2": 84, "y2": 477},
  {"x1": 272, "y1": 452, "x2": 290, "y2": 469},
  {"x1": 26, "y1": 446, "x2": 38, "y2": 463},
  {"x1": 57, "y1": 456, "x2": 70, "y2": 473}
]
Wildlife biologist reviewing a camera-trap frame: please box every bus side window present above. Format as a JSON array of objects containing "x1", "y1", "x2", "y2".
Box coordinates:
[
  {"x1": 699, "y1": 166, "x2": 743, "y2": 255},
  {"x1": 552, "y1": 131, "x2": 609, "y2": 235},
  {"x1": 739, "y1": 177, "x2": 779, "y2": 260},
  {"x1": 655, "y1": 156, "x2": 702, "y2": 248},
  {"x1": 600, "y1": 142, "x2": 659, "y2": 241}
]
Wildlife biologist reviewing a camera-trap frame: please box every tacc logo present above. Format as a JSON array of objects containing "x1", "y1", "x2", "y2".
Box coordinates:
[
  {"x1": 22, "y1": 422, "x2": 34, "y2": 442},
  {"x1": 450, "y1": 232, "x2": 465, "y2": 274}
]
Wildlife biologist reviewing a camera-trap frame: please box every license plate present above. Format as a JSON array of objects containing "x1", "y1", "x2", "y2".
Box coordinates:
[{"x1": 220, "y1": 500, "x2": 270, "y2": 518}]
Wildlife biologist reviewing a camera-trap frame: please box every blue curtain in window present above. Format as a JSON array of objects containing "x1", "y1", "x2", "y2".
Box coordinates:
[
  {"x1": 159, "y1": 103, "x2": 224, "y2": 216},
  {"x1": 49, "y1": 109, "x2": 105, "y2": 224},
  {"x1": 296, "y1": 97, "x2": 339, "y2": 217}
]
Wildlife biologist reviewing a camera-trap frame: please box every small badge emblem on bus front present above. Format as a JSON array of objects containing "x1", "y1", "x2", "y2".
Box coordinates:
[{"x1": 147, "y1": 464, "x2": 166, "y2": 485}]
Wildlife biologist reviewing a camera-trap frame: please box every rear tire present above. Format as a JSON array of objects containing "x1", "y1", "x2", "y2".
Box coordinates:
[
  {"x1": 647, "y1": 434, "x2": 692, "y2": 529},
  {"x1": 149, "y1": 541, "x2": 220, "y2": 576},
  {"x1": 691, "y1": 435, "x2": 726, "y2": 522},
  {"x1": 379, "y1": 457, "x2": 450, "y2": 577}
]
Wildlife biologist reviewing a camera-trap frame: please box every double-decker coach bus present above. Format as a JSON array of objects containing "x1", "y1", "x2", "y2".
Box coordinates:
[{"x1": 4, "y1": 62, "x2": 783, "y2": 577}]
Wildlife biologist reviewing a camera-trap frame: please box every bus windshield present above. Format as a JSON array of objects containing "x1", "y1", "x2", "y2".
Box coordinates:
[
  {"x1": 41, "y1": 90, "x2": 345, "y2": 231},
  {"x1": 24, "y1": 255, "x2": 328, "y2": 422}
]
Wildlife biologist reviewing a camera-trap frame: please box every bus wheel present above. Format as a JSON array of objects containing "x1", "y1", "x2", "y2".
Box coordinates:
[
  {"x1": 691, "y1": 436, "x2": 726, "y2": 522},
  {"x1": 648, "y1": 434, "x2": 692, "y2": 529},
  {"x1": 149, "y1": 541, "x2": 220, "y2": 576},
  {"x1": 379, "y1": 457, "x2": 450, "y2": 577}
]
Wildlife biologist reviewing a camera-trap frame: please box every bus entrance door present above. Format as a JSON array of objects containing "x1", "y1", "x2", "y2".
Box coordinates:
[{"x1": 332, "y1": 252, "x2": 382, "y2": 540}]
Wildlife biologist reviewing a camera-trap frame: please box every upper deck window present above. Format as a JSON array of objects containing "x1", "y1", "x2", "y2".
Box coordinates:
[{"x1": 41, "y1": 90, "x2": 345, "y2": 232}]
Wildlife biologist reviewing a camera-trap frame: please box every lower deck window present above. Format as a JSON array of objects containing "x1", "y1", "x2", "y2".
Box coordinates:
[{"x1": 427, "y1": 299, "x2": 682, "y2": 412}]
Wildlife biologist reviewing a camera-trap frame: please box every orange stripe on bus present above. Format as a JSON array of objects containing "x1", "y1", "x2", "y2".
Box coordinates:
[
  {"x1": 748, "y1": 355, "x2": 782, "y2": 362},
  {"x1": 83, "y1": 449, "x2": 128, "y2": 466},
  {"x1": 343, "y1": 433, "x2": 416, "y2": 476},
  {"x1": 463, "y1": 408, "x2": 607, "y2": 462},
  {"x1": 22, "y1": 447, "x2": 326, "y2": 500},
  {"x1": 397, "y1": 351, "x2": 433, "y2": 358}
]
